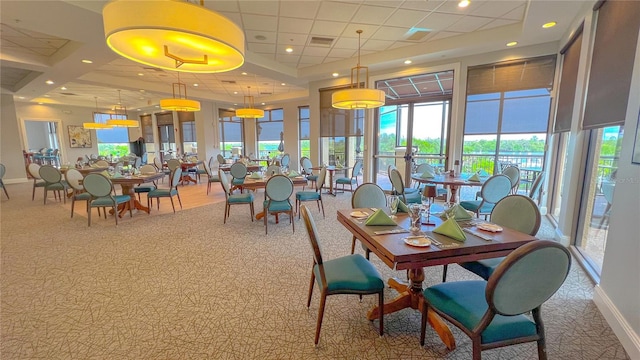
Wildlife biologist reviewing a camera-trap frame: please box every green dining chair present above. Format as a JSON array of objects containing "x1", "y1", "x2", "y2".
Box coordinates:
[
  {"x1": 204, "y1": 160, "x2": 220, "y2": 195},
  {"x1": 84, "y1": 173, "x2": 132, "y2": 226},
  {"x1": 335, "y1": 159, "x2": 362, "y2": 193},
  {"x1": 64, "y1": 168, "x2": 92, "y2": 218},
  {"x1": 147, "y1": 168, "x2": 183, "y2": 213},
  {"x1": 301, "y1": 157, "x2": 318, "y2": 189},
  {"x1": 263, "y1": 175, "x2": 294, "y2": 234},
  {"x1": 389, "y1": 168, "x2": 421, "y2": 204},
  {"x1": 460, "y1": 174, "x2": 511, "y2": 218},
  {"x1": 502, "y1": 166, "x2": 521, "y2": 195},
  {"x1": 230, "y1": 162, "x2": 247, "y2": 193},
  {"x1": 39, "y1": 165, "x2": 68, "y2": 205},
  {"x1": 27, "y1": 163, "x2": 46, "y2": 201},
  {"x1": 0, "y1": 163, "x2": 8, "y2": 199},
  {"x1": 300, "y1": 205, "x2": 385, "y2": 345},
  {"x1": 350, "y1": 183, "x2": 387, "y2": 258},
  {"x1": 420, "y1": 240, "x2": 571, "y2": 360},
  {"x1": 295, "y1": 166, "x2": 327, "y2": 219},
  {"x1": 219, "y1": 170, "x2": 254, "y2": 223},
  {"x1": 133, "y1": 164, "x2": 158, "y2": 200},
  {"x1": 217, "y1": 153, "x2": 226, "y2": 166},
  {"x1": 280, "y1": 153, "x2": 290, "y2": 170},
  {"x1": 443, "y1": 195, "x2": 541, "y2": 282}
]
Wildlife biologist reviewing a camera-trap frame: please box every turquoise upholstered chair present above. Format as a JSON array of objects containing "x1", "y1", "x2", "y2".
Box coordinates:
[
  {"x1": 229, "y1": 162, "x2": 247, "y2": 192},
  {"x1": 217, "y1": 153, "x2": 226, "y2": 166},
  {"x1": 300, "y1": 205, "x2": 384, "y2": 345},
  {"x1": 502, "y1": 166, "x2": 521, "y2": 195},
  {"x1": 460, "y1": 174, "x2": 511, "y2": 218},
  {"x1": 133, "y1": 164, "x2": 158, "y2": 200},
  {"x1": 219, "y1": 170, "x2": 254, "y2": 223},
  {"x1": 335, "y1": 159, "x2": 362, "y2": 193},
  {"x1": 443, "y1": 195, "x2": 541, "y2": 282},
  {"x1": 420, "y1": 240, "x2": 571, "y2": 360},
  {"x1": 204, "y1": 160, "x2": 220, "y2": 195},
  {"x1": 301, "y1": 157, "x2": 318, "y2": 189},
  {"x1": 0, "y1": 163, "x2": 8, "y2": 199},
  {"x1": 350, "y1": 183, "x2": 387, "y2": 259},
  {"x1": 263, "y1": 175, "x2": 294, "y2": 234},
  {"x1": 27, "y1": 163, "x2": 46, "y2": 201},
  {"x1": 39, "y1": 165, "x2": 68, "y2": 205},
  {"x1": 84, "y1": 173, "x2": 132, "y2": 226},
  {"x1": 64, "y1": 168, "x2": 92, "y2": 218},
  {"x1": 147, "y1": 168, "x2": 183, "y2": 213},
  {"x1": 280, "y1": 153, "x2": 290, "y2": 170},
  {"x1": 390, "y1": 168, "x2": 421, "y2": 204},
  {"x1": 295, "y1": 166, "x2": 327, "y2": 219}
]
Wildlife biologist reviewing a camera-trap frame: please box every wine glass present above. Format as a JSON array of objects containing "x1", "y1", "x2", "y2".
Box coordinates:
[
  {"x1": 408, "y1": 203, "x2": 422, "y2": 234},
  {"x1": 421, "y1": 194, "x2": 432, "y2": 224},
  {"x1": 389, "y1": 196, "x2": 399, "y2": 218}
]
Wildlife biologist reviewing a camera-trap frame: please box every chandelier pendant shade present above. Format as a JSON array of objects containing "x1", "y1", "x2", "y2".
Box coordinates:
[
  {"x1": 84, "y1": 96, "x2": 114, "y2": 130},
  {"x1": 160, "y1": 73, "x2": 201, "y2": 112},
  {"x1": 332, "y1": 30, "x2": 385, "y2": 110},
  {"x1": 106, "y1": 90, "x2": 140, "y2": 127},
  {"x1": 103, "y1": 0, "x2": 245, "y2": 73},
  {"x1": 236, "y1": 87, "x2": 264, "y2": 119}
]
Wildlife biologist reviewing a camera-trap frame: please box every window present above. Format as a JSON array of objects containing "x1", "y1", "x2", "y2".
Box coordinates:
[
  {"x1": 299, "y1": 106, "x2": 310, "y2": 159},
  {"x1": 218, "y1": 109, "x2": 244, "y2": 158},
  {"x1": 94, "y1": 112, "x2": 129, "y2": 157},
  {"x1": 462, "y1": 56, "x2": 556, "y2": 191},
  {"x1": 319, "y1": 87, "x2": 363, "y2": 169},
  {"x1": 178, "y1": 111, "x2": 197, "y2": 154},
  {"x1": 256, "y1": 109, "x2": 283, "y2": 159}
]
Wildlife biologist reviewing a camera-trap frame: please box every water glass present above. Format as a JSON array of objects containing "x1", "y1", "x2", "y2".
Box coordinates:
[
  {"x1": 408, "y1": 203, "x2": 422, "y2": 233},
  {"x1": 389, "y1": 196, "x2": 399, "y2": 218}
]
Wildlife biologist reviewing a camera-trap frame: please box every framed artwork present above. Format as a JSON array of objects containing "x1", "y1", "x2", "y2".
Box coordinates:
[
  {"x1": 68, "y1": 125, "x2": 92, "y2": 148},
  {"x1": 633, "y1": 111, "x2": 640, "y2": 164}
]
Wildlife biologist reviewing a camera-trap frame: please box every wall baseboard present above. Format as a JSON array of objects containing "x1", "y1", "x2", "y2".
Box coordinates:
[
  {"x1": 554, "y1": 227, "x2": 570, "y2": 246},
  {"x1": 4, "y1": 178, "x2": 29, "y2": 184},
  {"x1": 593, "y1": 285, "x2": 640, "y2": 359}
]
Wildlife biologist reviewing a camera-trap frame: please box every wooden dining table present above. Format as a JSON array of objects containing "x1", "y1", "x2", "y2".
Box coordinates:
[
  {"x1": 411, "y1": 173, "x2": 487, "y2": 203},
  {"x1": 337, "y1": 209, "x2": 537, "y2": 350},
  {"x1": 241, "y1": 176, "x2": 308, "y2": 220},
  {"x1": 311, "y1": 165, "x2": 351, "y2": 196},
  {"x1": 108, "y1": 172, "x2": 165, "y2": 216}
]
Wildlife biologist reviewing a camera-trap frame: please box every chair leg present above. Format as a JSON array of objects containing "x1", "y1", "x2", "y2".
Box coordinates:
[
  {"x1": 114, "y1": 205, "x2": 118, "y2": 225},
  {"x1": 170, "y1": 197, "x2": 176, "y2": 213},
  {"x1": 43, "y1": 188, "x2": 48, "y2": 205},
  {"x1": 320, "y1": 199, "x2": 325, "y2": 218},
  {"x1": 291, "y1": 210, "x2": 295, "y2": 233},
  {"x1": 442, "y1": 265, "x2": 448, "y2": 282},
  {"x1": 176, "y1": 192, "x2": 182, "y2": 209},
  {"x1": 88, "y1": 206, "x2": 92, "y2": 227},
  {"x1": 249, "y1": 203, "x2": 254, "y2": 222},
  {"x1": 70, "y1": 197, "x2": 75, "y2": 218},
  {"x1": 224, "y1": 203, "x2": 228, "y2": 224},
  {"x1": 264, "y1": 209, "x2": 268, "y2": 235},
  {"x1": 420, "y1": 301, "x2": 428, "y2": 346},
  {"x1": 296, "y1": 199, "x2": 301, "y2": 219},
  {"x1": 533, "y1": 307, "x2": 548, "y2": 360},
  {"x1": 32, "y1": 183, "x2": 36, "y2": 200},
  {"x1": 378, "y1": 290, "x2": 384, "y2": 336},
  {"x1": 306, "y1": 271, "x2": 315, "y2": 308},
  {"x1": 351, "y1": 236, "x2": 357, "y2": 254},
  {"x1": 472, "y1": 337, "x2": 482, "y2": 360},
  {"x1": 314, "y1": 292, "x2": 327, "y2": 345}
]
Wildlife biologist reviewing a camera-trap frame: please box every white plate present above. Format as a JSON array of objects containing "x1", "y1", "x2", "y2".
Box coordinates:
[
  {"x1": 477, "y1": 223, "x2": 503, "y2": 232},
  {"x1": 403, "y1": 236, "x2": 431, "y2": 247},
  {"x1": 350, "y1": 211, "x2": 369, "y2": 219}
]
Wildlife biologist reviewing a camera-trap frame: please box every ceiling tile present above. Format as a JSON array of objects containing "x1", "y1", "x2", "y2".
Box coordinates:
[
  {"x1": 402, "y1": 0, "x2": 445, "y2": 11},
  {"x1": 500, "y1": 4, "x2": 526, "y2": 21},
  {"x1": 342, "y1": 24, "x2": 380, "y2": 38},
  {"x1": 478, "y1": 18, "x2": 519, "y2": 31},
  {"x1": 384, "y1": 8, "x2": 429, "y2": 27},
  {"x1": 278, "y1": 17, "x2": 314, "y2": 34},
  {"x1": 327, "y1": 48, "x2": 356, "y2": 58},
  {"x1": 242, "y1": 14, "x2": 278, "y2": 31},
  {"x1": 310, "y1": 21, "x2": 348, "y2": 37},
  {"x1": 428, "y1": 30, "x2": 463, "y2": 41},
  {"x1": 417, "y1": 12, "x2": 464, "y2": 31},
  {"x1": 473, "y1": 0, "x2": 524, "y2": 18},
  {"x1": 244, "y1": 30, "x2": 277, "y2": 44},
  {"x1": 277, "y1": 33, "x2": 309, "y2": 46},
  {"x1": 279, "y1": 1, "x2": 320, "y2": 19},
  {"x1": 299, "y1": 55, "x2": 325, "y2": 65},
  {"x1": 302, "y1": 46, "x2": 331, "y2": 57},
  {"x1": 238, "y1": 1, "x2": 279, "y2": 16},
  {"x1": 218, "y1": 11, "x2": 243, "y2": 26},
  {"x1": 361, "y1": 39, "x2": 394, "y2": 51},
  {"x1": 248, "y1": 43, "x2": 277, "y2": 54},
  {"x1": 276, "y1": 54, "x2": 300, "y2": 63},
  {"x1": 386, "y1": 40, "x2": 417, "y2": 50},
  {"x1": 206, "y1": 1, "x2": 239, "y2": 12},
  {"x1": 332, "y1": 37, "x2": 359, "y2": 49},
  {"x1": 373, "y1": 26, "x2": 411, "y2": 41},
  {"x1": 351, "y1": 5, "x2": 394, "y2": 25},
  {"x1": 316, "y1": 1, "x2": 360, "y2": 22},
  {"x1": 446, "y1": 15, "x2": 493, "y2": 33}
]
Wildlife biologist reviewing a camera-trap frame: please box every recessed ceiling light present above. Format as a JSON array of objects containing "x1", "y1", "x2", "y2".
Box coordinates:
[
  {"x1": 261, "y1": 102, "x2": 265, "y2": 105},
  {"x1": 542, "y1": 21, "x2": 557, "y2": 29},
  {"x1": 255, "y1": 35, "x2": 267, "y2": 41},
  {"x1": 155, "y1": 105, "x2": 160, "y2": 108},
  {"x1": 45, "y1": 80, "x2": 54, "y2": 85},
  {"x1": 139, "y1": 89, "x2": 146, "y2": 93},
  {"x1": 285, "y1": 47, "x2": 293, "y2": 53},
  {"x1": 234, "y1": 103, "x2": 237, "y2": 106},
  {"x1": 458, "y1": 0, "x2": 470, "y2": 8},
  {"x1": 138, "y1": 73, "x2": 144, "y2": 76},
  {"x1": 81, "y1": 59, "x2": 93, "y2": 64},
  {"x1": 241, "y1": 72, "x2": 247, "y2": 75},
  {"x1": 136, "y1": 108, "x2": 141, "y2": 111},
  {"x1": 38, "y1": 102, "x2": 43, "y2": 105},
  {"x1": 61, "y1": 86, "x2": 67, "y2": 90},
  {"x1": 139, "y1": 97, "x2": 144, "y2": 100},
  {"x1": 506, "y1": 41, "x2": 518, "y2": 47},
  {"x1": 193, "y1": 83, "x2": 199, "y2": 87},
  {"x1": 404, "y1": 60, "x2": 412, "y2": 64},
  {"x1": 44, "y1": 95, "x2": 50, "y2": 98},
  {"x1": 281, "y1": 83, "x2": 286, "y2": 86},
  {"x1": 234, "y1": 91, "x2": 238, "y2": 94},
  {"x1": 332, "y1": 72, "x2": 339, "y2": 77},
  {"x1": 18, "y1": 96, "x2": 25, "y2": 99}
]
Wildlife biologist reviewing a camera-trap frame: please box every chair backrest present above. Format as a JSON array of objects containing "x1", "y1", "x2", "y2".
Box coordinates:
[
  {"x1": 351, "y1": 159, "x2": 363, "y2": 178},
  {"x1": 64, "y1": 168, "x2": 84, "y2": 191},
  {"x1": 203, "y1": 161, "x2": 213, "y2": 177},
  {"x1": 95, "y1": 160, "x2": 109, "y2": 167},
  {"x1": 265, "y1": 175, "x2": 294, "y2": 202},
  {"x1": 230, "y1": 162, "x2": 247, "y2": 179},
  {"x1": 487, "y1": 240, "x2": 571, "y2": 316},
  {"x1": 389, "y1": 168, "x2": 405, "y2": 195},
  {"x1": 0, "y1": 163, "x2": 6, "y2": 179},
  {"x1": 167, "y1": 159, "x2": 181, "y2": 171},
  {"x1": 83, "y1": 173, "x2": 113, "y2": 197},
  {"x1": 266, "y1": 165, "x2": 281, "y2": 176},
  {"x1": 387, "y1": 164, "x2": 397, "y2": 175},
  {"x1": 300, "y1": 205, "x2": 326, "y2": 282},
  {"x1": 501, "y1": 166, "x2": 520, "y2": 189},
  {"x1": 28, "y1": 163, "x2": 42, "y2": 179},
  {"x1": 280, "y1": 153, "x2": 290, "y2": 167},
  {"x1": 218, "y1": 170, "x2": 230, "y2": 196},
  {"x1": 352, "y1": 183, "x2": 387, "y2": 209},
  {"x1": 491, "y1": 195, "x2": 541, "y2": 236},
  {"x1": 39, "y1": 165, "x2": 62, "y2": 183},
  {"x1": 153, "y1": 156, "x2": 162, "y2": 170},
  {"x1": 208, "y1": 156, "x2": 215, "y2": 170},
  {"x1": 415, "y1": 163, "x2": 434, "y2": 174},
  {"x1": 479, "y1": 174, "x2": 511, "y2": 204},
  {"x1": 316, "y1": 167, "x2": 328, "y2": 191},
  {"x1": 217, "y1": 154, "x2": 226, "y2": 165},
  {"x1": 140, "y1": 164, "x2": 156, "y2": 174},
  {"x1": 170, "y1": 167, "x2": 183, "y2": 188},
  {"x1": 528, "y1": 171, "x2": 545, "y2": 200},
  {"x1": 301, "y1": 157, "x2": 313, "y2": 174}
]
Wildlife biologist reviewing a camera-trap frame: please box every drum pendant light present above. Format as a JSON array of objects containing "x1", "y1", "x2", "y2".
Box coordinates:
[{"x1": 235, "y1": 87, "x2": 264, "y2": 119}]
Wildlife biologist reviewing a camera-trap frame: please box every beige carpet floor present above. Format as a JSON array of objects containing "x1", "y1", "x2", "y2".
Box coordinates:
[{"x1": 0, "y1": 182, "x2": 629, "y2": 359}]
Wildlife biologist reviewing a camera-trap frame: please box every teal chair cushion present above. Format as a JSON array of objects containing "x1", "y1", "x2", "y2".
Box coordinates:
[
  {"x1": 91, "y1": 195, "x2": 130, "y2": 206},
  {"x1": 74, "y1": 192, "x2": 92, "y2": 200},
  {"x1": 228, "y1": 193, "x2": 254, "y2": 204},
  {"x1": 148, "y1": 188, "x2": 178, "y2": 197},
  {"x1": 460, "y1": 257, "x2": 505, "y2": 280},
  {"x1": 404, "y1": 187, "x2": 419, "y2": 194},
  {"x1": 335, "y1": 177, "x2": 355, "y2": 185},
  {"x1": 296, "y1": 191, "x2": 320, "y2": 201},
  {"x1": 232, "y1": 178, "x2": 245, "y2": 185},
  {"x1": 404, "y1": 190, "x2": 422, "y2": 204},
  {"x1": 314, "y1": 254, "x2": 384, "y2": 292},
  {"x1": 209, "y1": 175, "x2": 220, "y2": 183},
  {"x1": 306, "y1": 175, "x2": 318, "y2": 181},
  {"x1": 34, "y1": 180, "x2": 46, "y2": 187},
  {"x1": 424, "y1": 281, "x2": 536, "y2": 344},
  {"x1": 460, "y1": 201, "x2": 495, "y2": 214},
  {"x1": 134, "y1": 185, "x2": 156, "y2": 193},
  {"x1": 263, "y1": 200, "x2": 292, "y2": 212},
  {"x1": 45, "y1": 182, "x2": 66, "y2": 190}
]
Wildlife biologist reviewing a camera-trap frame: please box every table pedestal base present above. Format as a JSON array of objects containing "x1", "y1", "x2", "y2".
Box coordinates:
[{"x1": 365, "y1": 268, "x2": 456, "y2": 350}]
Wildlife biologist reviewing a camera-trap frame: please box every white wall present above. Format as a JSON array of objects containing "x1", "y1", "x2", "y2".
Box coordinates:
[
  {"x1": 1, "y1": 94, "x2": 28, "y2": 182},
  {"x1": 24, "y1": 121, "x2": 50, "y2": 150}
]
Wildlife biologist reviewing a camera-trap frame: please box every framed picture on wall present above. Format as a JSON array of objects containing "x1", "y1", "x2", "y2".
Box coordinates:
[{"x1": 68, "y1": 125, "x2": 92, "y2": 148}]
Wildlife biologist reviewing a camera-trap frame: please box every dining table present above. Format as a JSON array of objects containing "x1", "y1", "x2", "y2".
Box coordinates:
[
  {"x1": 220, "y1": 163, "x2": 262, "y2": 173},
  {"x1": 310, "y1": 165, "x2": 351, "y2": 196},
  {"x1": 240, "y1": 175, "x2": 308, "y2": 221},
  {"x1": 337, "y1": 208, "x2": 538, "y2": 350},
  {"x1": 177, "y1": 160, "x2": 203, "y2": 185},
  {"x1": 411, "y1": 173, "x2": 487, "y2": 203},
  {"x1": 61, "y1": 166, "x2": 110, "y2": 176},
  {"x1": 107, "y1": 172, "x2": 165, "y2": 216}
]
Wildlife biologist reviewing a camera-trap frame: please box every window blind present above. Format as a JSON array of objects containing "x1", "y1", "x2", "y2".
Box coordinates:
[
  {"x1": 582, "y1": 0, "x2": 640, "y2": 129},
  {"x1": 155, "y1": 112, "x2": 174, "y2": 126},
  {"x1": 554, "y1": 25, "x2": 583, "y2": 133},
  {"x1": 466, "y1": 56, "x2": 556, "y2": 95},
  {"x1": 177, "y1": 111, "x2": 195, "y2": 123},
  {"x1": 140, "y1": 114, "x2": 153, "y2": 143},
  {"x1": 319, "y1": 86, "x2": 364, "y2": 137}
]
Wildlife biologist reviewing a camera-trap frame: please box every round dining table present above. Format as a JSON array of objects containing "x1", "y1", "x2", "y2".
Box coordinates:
[{"x1": 411, "y1": 173, "x2": 487, "y2": 203}]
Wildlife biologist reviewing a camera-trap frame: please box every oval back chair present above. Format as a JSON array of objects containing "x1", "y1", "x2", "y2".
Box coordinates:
[
  {"x1": 27, "y1": 163, "x2": 45, "y2": 201},
  {"x1": 167, "y1": 159, "x2": 181, "y2": 171},
  {"x1": 301, "y1": 157, "x2": 318, "y2": 188},
  {"x1": 84, "y1": 173, "x2": 132, "y2": 226},
  {"x1": 217, "y1": 153, "x2": 226, "y2": 166},
  {"x1": 502, "y1": 166, "x2": 521, "y2": 194},
  {"x1": 280, "y1": 153, "x2": 290, "y2": 169},
  {"x1": 94, "y1": 160, "x2": 109, "y2": 167},
  {"x1": 295, "y1": 166, "x2": 327, "y2": 219},
  {"x1": 460, "y1": 174, "x2": 511, "y2": 218},
  {"x1": 351, "y1": 183, "x2": 387, "y2": 257},
  {"x1": 39, "y1": 165, "x2": 67, "y2": 205},
  {"x1": 264, "y1": 175, "x2": 294, "y2": 234},
  {"x1": 65, "y1": 168, "x2": 92, "y2": 218}
]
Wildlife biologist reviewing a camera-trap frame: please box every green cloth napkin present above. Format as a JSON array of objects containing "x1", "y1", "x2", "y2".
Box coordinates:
[
  {"x1": 397, "y1": 200, "x2": 410, "y2": 213},
  {"x1": 288, "y1": 170, "x2": 300, "y2": 177},
  {"x1": 433, "y1": 217, "x2": 466, "y2": 242},
  {"x1": 249, "y1": 172, "x2": 262, "y2": 179},
  {"x1": 365, "y1": 209, "x2": 397, "y2": 226},
  {"x1": 420, "y1": 170, "x2": 435, "y2": 178},
  {"x1": 441, "y1": 204, "x2": 473, "y2": 220},
  {"x1": 468, "y1": 173, "x2": 481, "y2": 182},
  {"x1": 111, "y1": 172, "x2": 123, "y2": 178},
  {"x1": 100, "y1": 170, "x2": 110, "y2": 177}
]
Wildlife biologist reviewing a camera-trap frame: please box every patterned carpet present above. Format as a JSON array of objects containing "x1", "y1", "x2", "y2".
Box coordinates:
[{"x1": 0, "y1": 182, "x2": 629, "y2": 359}]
